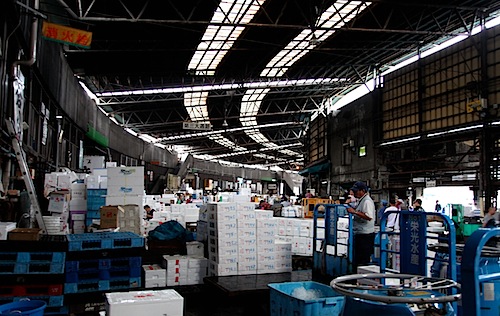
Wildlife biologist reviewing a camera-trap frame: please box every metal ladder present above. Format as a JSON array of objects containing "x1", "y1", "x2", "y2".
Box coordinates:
[{"x1": 5, "y1": 119, "x2": 46, "y2": 234}]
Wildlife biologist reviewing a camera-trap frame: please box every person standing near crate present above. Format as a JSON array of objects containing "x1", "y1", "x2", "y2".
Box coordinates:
[{"x1": 346, "y1": 181, "x2": 375, "y2": 271}]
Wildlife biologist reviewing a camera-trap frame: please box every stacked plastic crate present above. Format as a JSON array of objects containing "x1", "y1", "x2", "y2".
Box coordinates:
[
  {"x1": 86, "y1": 189, "x2": 107, "y2": 228},
  {"x1": 207, "y1": 203, "x2": 238, "y2": 276},
  {"x1": 0, "y1": 236, "x2": 67, "y2": 314},
  {"x1": 64, "y1": 232, "x2": 144, "y2": 295}
]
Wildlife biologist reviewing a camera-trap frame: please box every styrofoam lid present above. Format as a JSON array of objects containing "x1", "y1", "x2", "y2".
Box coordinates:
[{"x1": 106, "y1": 289, "x2": 183, "y2": 305}]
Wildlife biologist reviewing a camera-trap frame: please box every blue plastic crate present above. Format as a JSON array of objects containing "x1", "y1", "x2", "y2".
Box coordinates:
[
  {"x1": 268, "y1": 281, "x2": 344, "y2": 316},
  {"x1": 0, "y1": 262, "x2": 64, "y2": 274},
  {"x1": 87, "y1": 198, "x2": 106, "y2": 211},
  {"x1": 86, "y1": 210, "x2": 100, "y2": 219},
  {"x1": 13, "y1": 295, "x2": 64, "y2": 307},
  {"x1": 64, "y1": 277, "x2": 141, "y2": 293},
  {"x1": 67, "y1": 232, "x2": 144, "y2": 251},
  {"x1": 0, "y1": 252, "x2": 65, "y2": 265}
]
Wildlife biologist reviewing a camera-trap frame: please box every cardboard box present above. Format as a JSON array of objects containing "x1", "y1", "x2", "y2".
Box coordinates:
[
  {"x1": 100, "y1": 206, "x2": 122, "y2": 228},
  {"x1": 8, "y1": 228, "x2": 41, "y2": 241}
]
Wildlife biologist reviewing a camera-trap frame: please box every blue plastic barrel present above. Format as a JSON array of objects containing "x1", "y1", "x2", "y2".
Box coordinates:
[{"x1": 0, "y1": 300, "x2": 46, "y2": 316}]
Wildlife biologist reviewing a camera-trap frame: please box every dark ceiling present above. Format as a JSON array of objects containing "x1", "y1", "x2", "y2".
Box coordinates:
[{"x1": 41, "y1": 0, "x2": 500, "y2": 168}]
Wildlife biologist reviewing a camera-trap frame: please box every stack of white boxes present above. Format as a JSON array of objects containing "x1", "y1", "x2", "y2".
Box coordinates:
[
  {"x1": 237, "y1": 203, "x2": 257, "y2": 275},
  {"x1": 275, "y1": 241, "x2": 293, "y2": 272},
  {"x1": 207, "y1": 203, "x2": 238, "y2": 276},
  {"x1": 143, "y1": 264, "x2": 166, "y2": 288},
  {"x1": 256, "y1": 210, "x2": 277, "y2": 274},
  {"x1": 105, "y1": 289, "x2": 183, "y2": 316},
  {"x1": 69, "y1": 182, "x2": 87, "y2": 234},
  {"x1": 276, "y1": 218, "x2": 317, "y2": 256},
  {"x1": 46, "y1": 191, "x2": 70, "y2": 234},
  {"x1": 163, "y1": 255, "x2": 188, "y2": 286},
  {"x1": 106, "y1": 167, "x2": 145, "y2": 233},
  {"x1": 186, "y1": 256, "x2": 208, "y2": 285},
  {"x1": 106, "y1": 167, "x2": 145, "y2": 210}
]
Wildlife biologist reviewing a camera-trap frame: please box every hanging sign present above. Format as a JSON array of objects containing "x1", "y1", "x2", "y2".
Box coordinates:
[{"x1": 42, "y1": 22, "x2": 92, "y2": 49}]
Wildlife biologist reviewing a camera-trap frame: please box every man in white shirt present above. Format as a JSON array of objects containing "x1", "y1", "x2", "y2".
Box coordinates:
[{"x1": 384, "y1": 198, "x2": 400, "y2": 231}]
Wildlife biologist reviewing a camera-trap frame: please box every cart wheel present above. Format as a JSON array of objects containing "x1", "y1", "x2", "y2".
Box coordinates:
[{"x1": 331, "y1": 273, "x2": 460, "y2": 304}]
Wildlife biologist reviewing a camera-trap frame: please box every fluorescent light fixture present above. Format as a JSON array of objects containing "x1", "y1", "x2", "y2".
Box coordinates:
[
  {"x1": 426, "y1": 124, "x2": 483, "y2": 138},
  {"x1": 379, "y1": 136, "x2": 421, "y2": 147},
  {"x1": 97, "y1": 78, "x2": 343, "y2": 97}
]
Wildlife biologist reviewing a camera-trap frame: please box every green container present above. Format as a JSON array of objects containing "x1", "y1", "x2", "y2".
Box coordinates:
[{"x1": 462, "y1": 223, "x2": 481, "y2": 236}]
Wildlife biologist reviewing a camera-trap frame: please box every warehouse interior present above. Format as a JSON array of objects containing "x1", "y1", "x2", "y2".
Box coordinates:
[{"x1": 2, "y1": 0, "x2": 500, "y2": 315}]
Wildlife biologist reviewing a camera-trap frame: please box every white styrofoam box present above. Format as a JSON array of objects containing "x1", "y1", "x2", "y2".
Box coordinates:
[
  {"x1": 209, "y1": 261, "x2": 238, "y2": 276},
  {"x1": 276, "y1": 236, "x2": 292, "y2": 243},
  {"x1": 143, "y1": 264, "x2": 166, "y2": 280},
  {"x1": 69, "y1": 199, "x2": 87, "y2": 212},
  {"x1": 258, "y1": 253, "x2": 276, "y2": 263},
  {"x1": 153, "y1": 210, "x2": 170, "y2": 220},
  {"x1": 238, "y1": 245, "x2": 257, "y2": 256},
  {"x1": 106, "y1": 195, "x2": 143, "y2": 208},
  {"x1": 99, "y1": 178, "x2": 108, "y2": 189},
  {"x1": 256, "y1": 230, "x2": 277, "y2": 239},
  {"x1": 257, "y1": 261, "x2": 276, "y2": 273},
  {"x1": 258, "y1": 244, "x2": 275, "y2": 254},
  {"x1": 70, "y1": 183, "x2": 86, "y2": 199},
  {"x1": 232, "y1": 195, "x2": 251, "y2": 203},
  {"x1": 48, "y1": 193, "x2": 69, "y2": 213},
  {"x1": 238, "y1": 188, "x2": 252, "y2": 196},
  {"x1": 316, "y1": 227, "x2": 325, "y2": 239},
  {"x1": 57, "y1": 174, "x2": 72, "y2": 190},
  {"x1": 275, "y1": 241, "x2": 292, "y2": 253},
  {"x1": 106, "y1": 161, "x2": 118, "y2": 168},
  {"x1": 236, "y1": 202, "x2": 256, "y2": 212},
  {"x1": 275, "y1": 252, "x2": 292, "y2": 262},
  {"x1": 44, "y1": 173, "x2": 58, "y2": 188},
  {"x1": 208, "y1": 245, "x2": 238, "y2": 258},
  {"x1": 207, "y1": 211, "x2": 237, "y2": 223},
  {"x1": 237, "y1": 262, "x2": 257, "y2": 275},
  {"x1": 187, "y1": 256, "x2": 208, "y2": 269},
  {"x1": 278, "y1": 226, "x2": 286, "y2": 236},
  {"x1": 209, "y1": 254, "x2": 238, "y2": 265},
  {"x1": 92, "y1": 168, "x2": 108, "y2": 177},
  {"x1": 256, "y1": 218, "x2": 277, "y2": 229},
  {"x1": 145, "y1": 279, "x2": 167, "y2": 288},
  {"x1": 106, "y1": 289, "x2": 183, "y2": 316},
  {"x1": 208, "y1": 228, "x2": 237, "y2": 240},
  {"x1": 162, "y1": 255, "x2": 188, "y2": 269},
  {"x1": 84, "y1": 156, "x2": 105, "y2": 171},
  {"x1": 238, "y1": 237, "x2": 257, "y2": 248},
  {"x1": 0, "y1": 222, "x2": 16, "y2": 240},
  {"x1": 184, "y1": 214, "x2": 199, "y2": 223},
  {"x1": 107, "y1": 166, "x2": 144, "y2": 182},
  {"x1": 237, "y1": 254, "x2": 257, "y2": 264},
  {"x1": 207, "y1": 202, "x2": 237, "y2": 213},
  {"x1": 70, "y1": 212, "x2": 86, "y2": 221},
  {"x1": 275, "y1": 260, "x2": 293, "y2": 272},
  {"x1": 238, "y1": 228, "x2": 256, "y2": 239},
  {"x1": 208, "y1": 237, "x2": 239, "y2": 250},
  {"x1": 237, "y1": 210, "x2": 256, "y2": 221},
  {"x1": 72, "y1": 219, "x2": 86, "y2": 230},
  {"x1": 237, "y1": 220, "x2": 257, "y2": 230},
  {"x1": 254, "y1": 210, "x2": 273, "y2": 219},
  {"x1": 86, "y1": 175, "x2": 99, "y2": 189},
  {"x1": 186, "y1": 241, "x2": 204, "y2": 257},
  {"x1": 257, "y1": 237, "x2": 275, "y2": 248},
  {"x1": 107, "y1": 184, "x2": 144, "y2": 196},
  {"x1": 337, "y1": 217, "x2": 349, "y2": 230}
]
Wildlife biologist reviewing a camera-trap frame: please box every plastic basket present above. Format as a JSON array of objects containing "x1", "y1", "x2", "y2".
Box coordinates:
[
  {"x1": 268, "y1": 281, "x2": 344, "y2": 316},
  {"x1": 0, "y1": 300, "x2": 46, "y2": 316}
]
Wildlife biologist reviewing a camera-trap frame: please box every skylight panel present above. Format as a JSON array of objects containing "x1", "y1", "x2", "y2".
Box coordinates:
[
  {"x1": 188, "y1": 0, "x2": 266, "y2": 73},
  {"x1": 184, "y1": 92, "x2": 209, "y2": 122},
  {"x1": 260, "y1": 1, "x2": 370, "y2": 77}
]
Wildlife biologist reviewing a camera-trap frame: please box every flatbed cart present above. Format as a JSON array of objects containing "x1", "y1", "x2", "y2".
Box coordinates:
[
  {"x1": 312, "y1": 204, "x2": 353, "y2": 283},
  {"x1": 461, "y1": 228, "x2": 500, "y2": 316}
]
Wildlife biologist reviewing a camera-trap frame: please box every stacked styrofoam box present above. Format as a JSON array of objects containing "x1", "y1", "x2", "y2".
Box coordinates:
[
  {"x1": 182, "y1": 204, "x2": 200, "y2": 223},
  {"x1": 186, "y1": 256, "x2": 208, "y2": 285},
  {"x1": 255, "y1": 210, "x2": 276, "y2": 274},
  {"x1": 106, "y1": 167, "x2": 144, "y2": 211},
  {"x1": 83, "y1": 155, "x2": 105, "y2": 172},
  {"x1": 69, "y1": 182, "x2": 87, "y2": 234},
  {"x1": 143, "y1": 264, "x2": 166, "y2": 288},
  {"x1": 207, "y1": 203, "x2": 238, "y2": 276},
  {"x1": 118, "y1": 204, "x2": 145, "y2": 235},
  {"x1": 237, "y1": 203, "x2": 257, "y2": 275},
  {"x1": 274, "y1": 241, "x2": 293, "y2": 272},
  {"x1": 0, "y1": 222, "x2": 16, "y2": 240},
  {"x1": 276, "y1": 217, "x2": 319, "y2": 256},
  {"x1": 43, "y1": 215, "x2": 66, "y2": 235},
  {"x1": 186, "y1": 241, "x2": 204, "y2": 257},
  {"x1": 105, "y1": 289, "x2": 183, "y2": 316},
  {"x1": 162, "y1": 255, "x2": 188, "y2": 286},
  {"x1": 169, "y1": 205, "x2": 185, "y2": 228}
]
